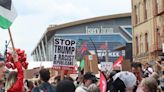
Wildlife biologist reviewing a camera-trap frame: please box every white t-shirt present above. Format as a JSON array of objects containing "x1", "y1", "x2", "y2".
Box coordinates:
[{"x1": 75, "y1": 86, "x2": 88, "y2": 92}]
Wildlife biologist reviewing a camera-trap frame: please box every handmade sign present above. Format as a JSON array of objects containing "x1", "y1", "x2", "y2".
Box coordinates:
[{"x1": 53, "y1": 38, "x2": 76, "y2": 70}]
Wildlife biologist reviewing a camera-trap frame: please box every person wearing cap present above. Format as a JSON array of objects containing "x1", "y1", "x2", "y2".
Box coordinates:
[{"x1": 75, "y1": 72, "x2": 97, "y2": 92}]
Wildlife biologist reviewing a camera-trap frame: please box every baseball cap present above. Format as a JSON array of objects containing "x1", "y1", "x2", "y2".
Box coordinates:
[{"x1": 83, "y1": 72, "x2": 97, "y2": 83}]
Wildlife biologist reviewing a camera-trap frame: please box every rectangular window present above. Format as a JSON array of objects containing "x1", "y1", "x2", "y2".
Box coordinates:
[
  {"x1": 140, "y1": 35, "x2": 142, "y2": 53},
  {"x1": 145, "y1": 33, "x2": 148, "y2": 52},
  {"x1": 136, "y1": 37, "x2": 139, "y2": 54},
  {"x1": 134, "y1": 5, "x2": 138, "y2": 24},
  {"x1": 137, "y1": 3, "x2": 140, "y2": 23},
  {"x1": 156, "y1": 0, "x2": 164, "y2": 14},
  {"x1": 143, "y1": 0, "x2": 148, "y2": 20},
  {"x1": 156, "y1": 29, "x2": 161, "y2": 48}
]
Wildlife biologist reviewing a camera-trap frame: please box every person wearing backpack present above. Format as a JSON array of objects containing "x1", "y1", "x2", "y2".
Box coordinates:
[{"x1": 32, "y1": 69, "x2": 56, "y2": 92}]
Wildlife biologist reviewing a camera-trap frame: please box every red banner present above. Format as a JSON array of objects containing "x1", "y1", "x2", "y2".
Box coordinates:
[
  {"x1": 100, "y1": 72, "x2": 107, "y2": 92},
  {"x1": 52, "y1": 65, "x2": 77, "y2": 74}
]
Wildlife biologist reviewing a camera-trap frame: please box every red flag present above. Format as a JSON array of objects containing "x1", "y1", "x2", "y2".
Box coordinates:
[
  {"x1": 100, "y1": 72, "x2": 107, "y2": 92},
  {"x1": 80, "y1": 42, "x2": 87, "y2": 54},
  {"x1": 113, "y1": 55, "x2": 123, "y2": 67}
]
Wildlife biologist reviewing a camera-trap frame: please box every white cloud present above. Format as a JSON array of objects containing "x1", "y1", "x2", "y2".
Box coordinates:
[{"x1": 0, "y1": 0, "x2": 131, "y2": 68}]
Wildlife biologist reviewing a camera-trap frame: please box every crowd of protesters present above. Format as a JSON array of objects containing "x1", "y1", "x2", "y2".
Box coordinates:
[{"x1": 0, "y1": 53, "x2": 164, "y2": 92}]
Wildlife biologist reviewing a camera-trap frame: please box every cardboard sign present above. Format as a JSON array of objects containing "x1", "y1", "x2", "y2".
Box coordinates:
[
  {"x1": 122, "y1": 60, "x2": 131, "y2": 71},
  {"x1": 84, "y1": 55, "x2": 99, "y2": 74},
  {"x1": 100, "y1": 62, "x2": 113, "y2": 71},
  {"x1": 53, "y1": 38, "x2": 76, "y2": 70}
]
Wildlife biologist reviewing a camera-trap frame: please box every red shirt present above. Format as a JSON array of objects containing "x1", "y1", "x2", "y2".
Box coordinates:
[{"x1": 7, "y1": 62, "x2": 24, "y2": 92}]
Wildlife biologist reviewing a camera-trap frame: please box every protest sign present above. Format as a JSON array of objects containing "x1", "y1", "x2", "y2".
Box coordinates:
[
  {"x1": 84, "y1": 55, "x2": 99, "y2": 74},
  {"x1": 100, "y1": 62, "x2": 113, "y2": 72},
  {"x1": 53, "y1": 38, "x2": 76, "y2": 70}
]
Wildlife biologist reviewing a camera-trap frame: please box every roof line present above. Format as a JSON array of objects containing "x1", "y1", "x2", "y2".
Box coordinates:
[{"x1": 47, "y1": 12, "x2": 131, "y2": 31}]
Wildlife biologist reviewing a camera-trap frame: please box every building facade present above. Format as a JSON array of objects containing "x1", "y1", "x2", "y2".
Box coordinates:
[
  {"x1": 132, "y1": 0, "x2": 164, "y2": 65},
  {"x1": 31, "y1": 13, "x2": 132, "y2": 63}
]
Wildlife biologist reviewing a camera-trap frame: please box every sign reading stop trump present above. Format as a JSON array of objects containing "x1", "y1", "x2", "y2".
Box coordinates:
[{"x1": 53, "y1": 38, "x2": 76, "y2": 70}]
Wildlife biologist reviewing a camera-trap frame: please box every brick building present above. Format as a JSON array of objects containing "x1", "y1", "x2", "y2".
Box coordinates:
[{"x1": 131, "y1": 0, "x2": 164, "y2": 68}]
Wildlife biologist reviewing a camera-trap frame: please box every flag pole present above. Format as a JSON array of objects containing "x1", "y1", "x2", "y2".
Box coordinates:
[
  {"x1": 8, "y1": 28, "x2": 15, "y2": 51},
  {"x1": 89, "y1": 38, "x2": 99, "y2": 63},
  {"x1": 105, "y1": 41, "x2": 108, "y2": 62}
]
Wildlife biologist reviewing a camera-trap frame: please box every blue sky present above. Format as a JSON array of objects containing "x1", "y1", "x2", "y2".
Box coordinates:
[{"x1": 0, "y1": 0, "x2": 131, "y2": 64}]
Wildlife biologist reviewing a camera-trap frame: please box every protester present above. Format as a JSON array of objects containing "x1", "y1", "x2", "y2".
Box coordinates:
[
  {"x1": 54, "y1": 75, "x2": 61, "y2": 86},
  {"x1": 5, "y1": 54, "x2": 24, "y2": 92},
  {"x1": 111, "y1": 71, "x2": 136, "y2": 92},
  {"x1": 64, "y1": 76, "x2": 74, "y2": 82},
  {"x1": 160, "y1": 71, "x2": 164, "y2": 92},
  {"x1": 143, "y1": 63, "x2": 153, "y2": 77},
  {"x1": 136, "y1": 77, "x2": 158, "y2": 92},
  {"x1": 75, "y1": 72, "x2": 97, "y2": 92},
  {"x1": 0, "y1": 79, "x2": 5, "y2": 92},
  {"x1": 131, "y1": 62, "x2": 143, "y2": 92},
  {"x1": 32, "y1": 69, "x2": 56, "y2": 92},
  {"x1": 26, "y1": 81, "x2": 34, "y2": 92},
  {"x1": 107, "y1": 71, "x2": 117, "y2": 91},
  {"x1": 56, "y1": 80, "x2": 75, "y2": 92},
  {"x1": 75, "y1": 74, "x2": 83, "y2": 87},
  {"x1": 34, "y1": 81, "x2": 38, "y2": 87},
  {"x1": 0, "y1": 59, "x2": 6, "y2": 80},
  {"x1": 0, "y1": 62, "x2": 5, "y2": 92},
  {"x1": 87, "y1": 83, "x2": 100, "y2": 92},
  {"x1": 131, "y1": 62, "x2": 143, "y2": 82},
  {"x1": 150, "y1": 72, "x2": 160, "y2": 84}
]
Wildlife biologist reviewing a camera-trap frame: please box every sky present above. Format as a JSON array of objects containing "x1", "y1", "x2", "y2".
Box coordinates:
[{"x1": 0, "y1": 0, "x2": 131, "y2": 69}]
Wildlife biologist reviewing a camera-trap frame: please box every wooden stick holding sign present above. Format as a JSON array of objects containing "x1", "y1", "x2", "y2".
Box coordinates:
[
  {"x1": 60, "y1": 70, "x2": 65, "y2": 80},
  {"x1": 8, "y1": 28, "x2": 18, "y2": 61},
  {"x1": 8, "y1": 28, "x2": 15, "y2": 50},
  {"x1": 89, "y1": 55, "x2": 93, "y2": 72}
]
